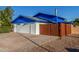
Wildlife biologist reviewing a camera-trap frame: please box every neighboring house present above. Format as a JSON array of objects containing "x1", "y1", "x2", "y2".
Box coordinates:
[{"x1": 12, "y1": 13, "x2": 72, "y2": 36}]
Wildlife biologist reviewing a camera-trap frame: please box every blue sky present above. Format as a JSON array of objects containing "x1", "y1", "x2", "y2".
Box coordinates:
[{"x1": 0, "y1": 6, "x2": 79, "y2": 21}]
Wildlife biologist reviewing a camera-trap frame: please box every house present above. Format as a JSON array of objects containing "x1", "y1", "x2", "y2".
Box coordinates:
[
  {"x1": 12, "y1": 15, "x2": 50, "y2": 35},
  {"x1": 12, "y1": 13, "x2": 72, "y2": 36}
]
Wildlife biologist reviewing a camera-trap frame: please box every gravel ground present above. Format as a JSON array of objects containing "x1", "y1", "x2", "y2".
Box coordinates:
[
  {"x1": 0, "y1": 32, "x2": 79, "y2": 52},
  {"x1": 0, "y1": 32, "x2": 59, "y2": 52},
  {"x1": 42, "y1": 36, "x2": 79, "y2": 52}
]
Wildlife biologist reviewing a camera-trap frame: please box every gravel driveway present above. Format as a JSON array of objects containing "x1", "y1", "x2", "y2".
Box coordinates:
[
  {"x1": 0, "y1": 32, "x2": 79, "y2": 52},
  {"x1": 0, "y1": 32, "x2": 59, "y2": 52}
]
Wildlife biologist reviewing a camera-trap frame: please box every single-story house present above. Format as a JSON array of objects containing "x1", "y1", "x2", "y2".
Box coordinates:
[{"x1": 12, "y1": 13, "x2": 72, "y2": 36}]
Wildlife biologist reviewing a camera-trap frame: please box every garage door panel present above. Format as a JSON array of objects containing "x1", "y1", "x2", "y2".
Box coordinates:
[
  {"x1": 22, "y1": 24, "x2": 30, "y2": 33},
  {"x1": 16, "y1": 24, "x2": 30, "y2": 33},
  {"x1": 30, "y1": 24, "x2": 36, "y2": 34}
]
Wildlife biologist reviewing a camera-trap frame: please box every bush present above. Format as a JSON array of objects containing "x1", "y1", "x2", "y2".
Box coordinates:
[{"x1": 0, "y1": 26, "x2": 12, "y2": 33}]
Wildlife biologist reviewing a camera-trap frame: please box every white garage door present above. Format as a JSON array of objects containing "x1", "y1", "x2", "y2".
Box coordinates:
[{"x1": 14, "y1": 24, "x2": 36, "y2": 34}]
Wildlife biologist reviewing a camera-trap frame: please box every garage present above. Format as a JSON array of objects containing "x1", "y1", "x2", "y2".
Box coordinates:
[{"x1": 14, "y1": 24, "x2": 36, "y2": 34}]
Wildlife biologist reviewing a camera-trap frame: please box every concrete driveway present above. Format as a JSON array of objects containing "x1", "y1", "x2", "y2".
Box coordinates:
[{"x1": 0, "y1": 32, "x2": 59, "y2": 52}]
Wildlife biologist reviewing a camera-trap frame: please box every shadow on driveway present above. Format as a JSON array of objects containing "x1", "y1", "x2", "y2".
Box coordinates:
[{"x1": 66, "y1": 48, "x2": 79, "y2": 52}]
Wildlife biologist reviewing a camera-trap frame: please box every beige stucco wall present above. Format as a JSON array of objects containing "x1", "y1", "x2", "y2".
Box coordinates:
[{"x1": 71, "y1": 25, "x2": 79, "y2": 34}]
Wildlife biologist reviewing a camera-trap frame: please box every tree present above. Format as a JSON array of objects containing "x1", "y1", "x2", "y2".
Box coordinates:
[
  {"x1": 2, "y1": 6, "x2": 13, "y2": 26},
  {"x1": 0, "y1": 21, "x2": 3, "y2": 27},
  {"x1": 73, "y1": 18, "x2": 79, "y2": 26},
  {"x1": 64, "y1": 19, "x2": 68, "y2": 22},
  {"x1": 0, "y1": 6, "x2": 14, "y2": 33}
]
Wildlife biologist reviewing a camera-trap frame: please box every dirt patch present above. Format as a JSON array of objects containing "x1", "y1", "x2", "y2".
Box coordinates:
[
  {"x1": 71, "y1": 25, "x2": 79, "y2": 34},
  {"x1": 41, "y1": 36, "x2": 79, "y2": 52}
]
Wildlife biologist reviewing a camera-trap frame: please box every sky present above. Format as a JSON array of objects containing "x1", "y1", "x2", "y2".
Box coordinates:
[{"x1": 0, "y1": 6, "x2": 79, "y2": 21}]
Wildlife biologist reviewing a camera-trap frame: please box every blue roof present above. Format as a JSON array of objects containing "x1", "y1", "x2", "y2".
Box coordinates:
[
  {"x1": 11, "y1": 15, "x2": 51, "y2": 24},
  {"x1": 11, "y1": 16, "x2": 36, "y2": 24},
  {"x1": 34, "y1": 13, "x2": 65, "y2": 23},
  {"x1": 27, "y1": 16, "x2": 51, "y2": 23},
  {"x1": 12, "y1": 13, "x2": 72, "y2": 24}
]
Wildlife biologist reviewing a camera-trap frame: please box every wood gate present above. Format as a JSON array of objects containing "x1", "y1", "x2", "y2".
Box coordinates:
[
  {"x1": 40, "y1": 24, "x2": 59, "y2": 36},
  {"x1": 40, "y1": 23, "x2": 71, "y2": 36}
]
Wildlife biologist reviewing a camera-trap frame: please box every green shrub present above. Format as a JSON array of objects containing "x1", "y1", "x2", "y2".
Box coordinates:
[{"x1": 0, "y1": 26, "x2": 12, "y2": 33}]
